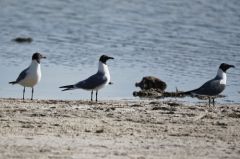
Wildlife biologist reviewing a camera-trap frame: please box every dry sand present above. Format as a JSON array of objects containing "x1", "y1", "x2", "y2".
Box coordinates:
[{"x1": 0, "y1": 98, "x2": 239, "y2": 159}]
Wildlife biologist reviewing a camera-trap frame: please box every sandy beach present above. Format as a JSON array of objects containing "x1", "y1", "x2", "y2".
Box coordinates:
[{"x1": 0, "y1": 98, "x2": 239, "y2": 159}]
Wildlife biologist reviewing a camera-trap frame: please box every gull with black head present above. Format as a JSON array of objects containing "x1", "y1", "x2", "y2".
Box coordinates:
[
  {"x1": 60, "y1": 55, "x2": 114, "y2": 102},
  {"x1": 182, "y1": 63, "x2": 235, "y2": 106},
  {"x1": 9, "y1": 52, "x2": 46, "y2": 100}
]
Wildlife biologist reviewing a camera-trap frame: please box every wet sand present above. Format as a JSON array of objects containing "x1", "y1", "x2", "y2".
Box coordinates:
[{"x1": 0, "y1": 98, "x2": 239, "y2": 159}]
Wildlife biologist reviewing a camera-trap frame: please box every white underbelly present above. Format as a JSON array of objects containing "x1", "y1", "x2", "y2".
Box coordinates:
[
  {"x1": 94, "y1": 82, "x2": 108, "y2": 91},
  {"x1": 19, "y1": 75, "x2": 41, "y2": 87}
]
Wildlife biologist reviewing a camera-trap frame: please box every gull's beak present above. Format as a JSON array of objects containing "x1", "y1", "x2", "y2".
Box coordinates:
[{"x1": 41, "y1": 55, "x2": 47, "y2": 59}]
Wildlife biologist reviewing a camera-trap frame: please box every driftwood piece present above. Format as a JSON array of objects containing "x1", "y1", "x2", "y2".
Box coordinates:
[{"x1": 133, "y1": 89, "x2": 225, "y2": 100}]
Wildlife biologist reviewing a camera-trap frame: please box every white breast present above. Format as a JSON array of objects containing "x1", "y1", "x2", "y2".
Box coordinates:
[
  {"x1": 217, "y1": 69, "x2": 227, "y2": 85},
  {"x1": 19, "y1": 60, "x2": 41, "y2": 87},
  {"x1": 94, "y1": 62, "x2": 111, "y2": 91}
]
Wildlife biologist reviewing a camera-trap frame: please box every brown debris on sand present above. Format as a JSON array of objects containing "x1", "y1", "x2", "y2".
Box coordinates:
[
  {"x1": 133, "y1": 88, "x2": 179, "y2": 98},
  {"x1": 135, "y1": 76, "x2": 167, "y2": 92},
  {"x1": 133, "y1": 88, "x2": 225, "y2": 100}
]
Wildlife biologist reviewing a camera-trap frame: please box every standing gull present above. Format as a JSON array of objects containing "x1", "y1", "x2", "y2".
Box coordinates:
[
  {"x1": 9, "y1": 52, "x2": 46, "y2": 100},
  {"x1": 60, "y1": 55, "x2": 114, "y2": 101},
  {"x1": 182, "y1": 63, "x2": 235, "y2": 106}
]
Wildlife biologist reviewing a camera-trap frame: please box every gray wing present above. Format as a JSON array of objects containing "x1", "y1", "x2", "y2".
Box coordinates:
[
  {"x1": 75, "y1": 72, "x2": 107, "y2": 90},
  {"x1": 193, "y1": 79, "x2": 225, "y2": 96},
  {"x1": 15, "y1": 67, "x2": 29, "y2": 83}
]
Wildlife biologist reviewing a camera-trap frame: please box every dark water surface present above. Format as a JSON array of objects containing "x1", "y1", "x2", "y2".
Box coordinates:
[{"x1": 0, "y1": 0, "x2": 239, "y2": 103}]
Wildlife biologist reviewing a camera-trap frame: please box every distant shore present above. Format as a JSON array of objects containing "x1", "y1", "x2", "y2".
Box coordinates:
[{"x1": 0, "y1": 98, "x2": 239, "y2": 159}]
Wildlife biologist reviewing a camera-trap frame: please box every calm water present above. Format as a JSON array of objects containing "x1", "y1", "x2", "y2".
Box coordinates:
[{"x1": 0, "y1": 0, "x2": 239, "y2": 103}]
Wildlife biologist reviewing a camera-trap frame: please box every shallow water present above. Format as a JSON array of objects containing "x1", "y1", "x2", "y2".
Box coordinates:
[{"x1": 0, "y1": 0, "x2": 239, "y2": 103}]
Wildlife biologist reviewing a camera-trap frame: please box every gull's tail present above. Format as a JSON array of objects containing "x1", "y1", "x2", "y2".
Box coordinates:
[
  {"x1": 177, "y1": 89, "x2": 198, "y2": 96},
  {"x1": 59, "y1": 85, "x2": 75, "y2": 91},
  {"x1": 9, "y1": 81, "x2": 17, "y2": 85}
]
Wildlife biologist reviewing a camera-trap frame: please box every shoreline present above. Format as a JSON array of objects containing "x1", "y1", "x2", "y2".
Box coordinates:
[{"x1": 0, "y1": 98, "x2": 239, "y2": 158}]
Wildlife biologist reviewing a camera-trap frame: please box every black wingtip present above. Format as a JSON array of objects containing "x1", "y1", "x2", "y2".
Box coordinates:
[
  {"x1": 9, "y1": 81, "x2": 17, "y2": 85},
  {"x1": 175, "y1": 90, "x2": 193, "y2": 97},
  {"x1": 59, "y1": 85, "x2": 70, "y2": 89},
  {"x1": 59, "y1": 85, "x2": 74, "y2": 91}
]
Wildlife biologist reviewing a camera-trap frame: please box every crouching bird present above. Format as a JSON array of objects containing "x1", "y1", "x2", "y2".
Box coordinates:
[
  {"x1": 60, "y1": 55, "x2": 114, "y2": 102},
  {"x1": 182, "y1": 63, "x2": 235, "y2": 106},
  {"x1": 9, "y1": 52, "x2": 46, "y2": 100}
]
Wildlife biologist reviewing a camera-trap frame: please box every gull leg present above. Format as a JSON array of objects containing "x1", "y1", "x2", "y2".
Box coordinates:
[
  {"x1": 213, "y1": 98, "x2": 215, "y2": 107},
  {"x1": 31, "y1": 87, "x2": 34, "y2": 100},
  {"x1": 96, "y1": 91, "x2": 98, "y2": 102},
  {"x1": 91, "y1": 90, "x2": 93, "y2": 101},
  {"x1": 23, "y1": 87, "x2": 25, "y2": 100},
  {"x1": 208, "y1": 97, "x2": 211, "y2": 107}
]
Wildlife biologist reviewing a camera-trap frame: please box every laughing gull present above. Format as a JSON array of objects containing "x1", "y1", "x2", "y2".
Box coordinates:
[
  {"x1": 183, "y1": 63, "x2": 235, "y2": 106},
  {"x1": 60, "y1": 55, "x2": 114, "y2": 101},
  {"x1": 9, "y1": 53, "x2": 46, "y2": 100}
]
